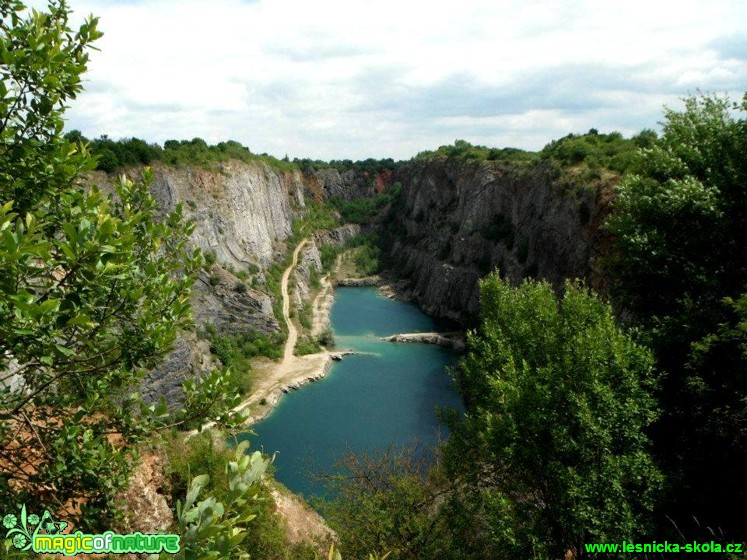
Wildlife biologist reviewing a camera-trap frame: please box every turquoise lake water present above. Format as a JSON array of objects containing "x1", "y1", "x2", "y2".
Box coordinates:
[{"x1": 237, "y1": 287, "x2": 463, "y2": 499}]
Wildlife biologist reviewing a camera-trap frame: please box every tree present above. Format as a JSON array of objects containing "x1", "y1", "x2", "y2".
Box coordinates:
[
  {"x1": 0, "y1": 1, "x2": 242, "y2": 529},
  {"x1": 320, "y1": 446, "x2": 452, "y2": 560},
  {"x1": 0, "y1": 0, "x2": 99, "y2": 213},
  {"x1": 444, "y1": 274, "x2": 661, "y2": 559},
  {"x1": 605, "y1": 92, "x2": 747, "y2": 533}
]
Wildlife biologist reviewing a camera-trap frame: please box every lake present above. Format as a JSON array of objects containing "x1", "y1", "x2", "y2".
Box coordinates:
[{"x1": 237, "y1": 286, "x2": 463, "y2": 499}]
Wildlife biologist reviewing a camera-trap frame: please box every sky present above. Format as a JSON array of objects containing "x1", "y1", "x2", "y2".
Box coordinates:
[{"x1": 37, "y1": 0, "x2": 747, "y2": 160}]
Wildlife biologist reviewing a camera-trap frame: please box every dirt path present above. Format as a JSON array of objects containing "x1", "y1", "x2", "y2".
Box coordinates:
[
  {"x1": 190, "y1": 239, "x2": 338, "y2": 434},
  {"x1": 228, "y1": 240, "x2": 339, "y2": 426},
  {"x1": 281, "y1": 239, "x2": 308, "y2": 362},
  {"x1": 186, "y1": 239, "x2": 338, "y2": 545}
]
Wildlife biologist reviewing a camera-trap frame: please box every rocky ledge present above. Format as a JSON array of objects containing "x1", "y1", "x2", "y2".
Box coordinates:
[
  {"x1": 335, "y1": 276, "x2": 380, "y2": 286},
  {"x1": 381, "y1": 332, "x2": 466, "y2": 352}
]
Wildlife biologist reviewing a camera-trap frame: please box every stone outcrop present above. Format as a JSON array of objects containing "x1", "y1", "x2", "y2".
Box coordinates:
[
  {"x1": 89, "y1": 160, "x2": 301, "y2": 268},
  {"x1": 313, "y1": 224, "x2": 362, "y2": 247},
  {"x1": 147, "y1": 161, "x2": 300, "y2": 268},
  {"x1": 292, "y1": 241, "x2": 323, "y2": 311},
  {"x1": 336, "y1": 277, "x2": 380, "y2": 286},
  {"x1": 387, "y1": 158, "x2": 612, "y2": 324},
  {"x1": 86, "y1": 161, "x2": 303, "y2": 404},
  {"x1": 314, "y1": 168, "x2": 380, "y2": 200},
  {"x1": 381, "y1": 332, "x2": 466, "y2": 351}
]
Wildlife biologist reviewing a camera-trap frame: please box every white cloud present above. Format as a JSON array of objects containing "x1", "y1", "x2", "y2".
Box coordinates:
[{"x1": 52, "y1": 0, "x2": 747, "y2": 159}]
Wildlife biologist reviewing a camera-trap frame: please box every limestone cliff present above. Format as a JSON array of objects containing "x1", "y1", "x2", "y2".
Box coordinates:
[
  {"x1": 88, "y1": 161, "x2": 305, "y2": 403},
  {"x1": 89, "y1": 155, "x2": 610, "y2": 401},
  {"x1": 386, "y1": 158, "x2": 612, "y2": 325}
]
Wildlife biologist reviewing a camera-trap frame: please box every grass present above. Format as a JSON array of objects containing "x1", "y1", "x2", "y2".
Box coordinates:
[{"x1": 294, "y1": 336, "x2": 322, "y2": 356}]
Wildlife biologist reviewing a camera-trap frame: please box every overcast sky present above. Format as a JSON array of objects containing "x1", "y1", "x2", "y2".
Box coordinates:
[{"x1": 44, "y1": 0, "x2": 747, "y2": 160}]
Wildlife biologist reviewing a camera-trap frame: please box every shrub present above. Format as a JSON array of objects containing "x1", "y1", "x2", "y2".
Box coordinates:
[{"x1": 445, "y1": 274, "x2": 662, "y2": 559}]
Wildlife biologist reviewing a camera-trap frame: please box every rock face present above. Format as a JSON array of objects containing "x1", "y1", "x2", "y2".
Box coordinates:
[
  {"x1": 86, "y1": 161, "x2": 303, "y2": 404},
  {"x1": 314, "y1": 168, "x2": 378, "y2": 200},
  {"x1": 388, "y1": 158, "x2": 611, "y2": 325},
  {"x1": 141, "y1": 331, "x2": 218, "y2": 405},
  {"x1": 192, "y1": 265, "x2": 279, "y2": 335},
  {"x1": 146, "y1": 161, "x2": 300, "y2": 267},
  {"x1": 293, "y1": 242, "x2": 323, "y2": 311},
  {"x1": 89, "y1": 155, "x2": 610, "y2": 402},
  {"x1": 313, "y1": 224, "x2": 362, "y2": 247}
]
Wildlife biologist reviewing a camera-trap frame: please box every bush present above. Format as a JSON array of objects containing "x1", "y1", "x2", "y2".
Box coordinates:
[
  {"x1": 294, "y1": 336, "x2": 321, "y2": 356},
  {"x1": 299, "y1": 302, "x2": 313, "y2": 330},
  {"x1": 445, "y1": 274, "x2": 662, "y2": 559},
  {"x1": 605, "y1": 93, "x2": 747, "y2": 532},
  {"x1": 203, "y1": 250, "x2": 217, "y2": 267},
  {"x1": 329, "y1": 182, "x2": 403, "y2": 224},
  {"x1": 208, "y1": 330, "x2": 284, "y2": 375},
  {"x1": 163, "y1": 433, "x2": 296, "y2": 560},
  {"x1": 318, "y1": 328, "x2": 335, "y2": 348}
]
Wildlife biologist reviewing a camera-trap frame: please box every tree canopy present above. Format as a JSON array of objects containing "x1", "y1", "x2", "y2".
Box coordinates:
[
  {"x1": 605, "y1": 92, "x2": 747, "y2": 533},
  {"x1": 0, "y1": 0, "x2": 241, "y2": 528},
  {"x1": 444, "y1": 274, "x2": 661, "y2": 559}
]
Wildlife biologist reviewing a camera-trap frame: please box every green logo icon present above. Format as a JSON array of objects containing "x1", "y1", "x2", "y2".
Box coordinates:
[
  {"x1": 3, "y1": 504, "x2": 179, "y2": 555},
  {"x1": 3, "y1": 504, "x2": 66, "y2": 551}
]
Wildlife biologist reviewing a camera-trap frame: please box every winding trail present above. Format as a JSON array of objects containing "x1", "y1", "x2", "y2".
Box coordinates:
[
  {"x1": 281, "y1": 239, "x2": 308, "y2": 363},
  {"x1": 190, "y1": 238, "x2": 337, "y2": 435},
  {"x1": 189, "y1": 237, "x2": 336, "y2": 546},
  {"x1": 229, "y1": 239, "x2": 337, "y2": 425}
]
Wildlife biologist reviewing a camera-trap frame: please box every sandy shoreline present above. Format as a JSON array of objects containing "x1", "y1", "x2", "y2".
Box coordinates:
[{"x1": 235, "y1": 244, "x2": 345, "y2": 427}]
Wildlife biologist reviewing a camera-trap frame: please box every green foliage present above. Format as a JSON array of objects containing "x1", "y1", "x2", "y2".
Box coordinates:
[
  {"x1": 320, "y1": 447, "x2": 449, "y2": 560},
  {"x1": 203, "y1": 249, "x2": 217, "y2": 268},
  {"x1": 309, "y1": 268, "x2": 322, "y2": 290},
  {"x1": 0, "y1": 2, "x2": 242, "y2": 527},
  {"x1": 293, "y1": 156, "x2": 401, "y2": 176},
  {"x1": 344, "y1": 233, "x2": 387, "y2": 276},
  {"x1": 294, "y1": 336, "x2": 321, "y2": 356},
  {"x1": 414, "y1": 140, "x2": 537, "y2": 164},
  {"x1": 353, "y1": 244, "x2": 383, "y2": 276},
  {"x1": 290, "y1": 202, "x2": 339, "y2": 242},
  {"x1": 0, "y1": 168, "x2": 206, "y2": 525},
  {"x1": 234, "y1": 281, "x2": 247, "y2": 293},
  {"x1": 299, "y1": 302, "x2": 313, "y2": 330},
  {"x1": 318, "y1": 328, "x2": 335, "y2": 348},
  {"x1": 445, "y1": 274, "x2": 661, "y2": 559},
  {"x1": 78, "y1": 134, "x2": 161, "y2": 172},
  {"x1": 329, "y1": 182, "x2": 403, "y2": 224},
  {"x1": 169, "y1": 439, "x2": 276, "y2": 560},
  {"x1": 320, "y1": 244, "x2": 341, "y2": 271},
  {"x1": 541, "y1": 128, "x2": 647, "y2": 174},
  {"x1": 605, "y1": 92, "x2": 747, "y2": 531},
  {"x1": 72, "y1": 132, "x2": 299, "y2": 173},
  {"x1": 208, "y1": 330, "x2": 284, "y2": 374},
  {"x1": 0, "y1": 1, "x2": 101, "y2": 214},
  {"x1": 170, "y1": 362, "x2": 257, "y2": 432},
  {"x1": 164, "y1": 432, "x2": 301, "y2": 560}
]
